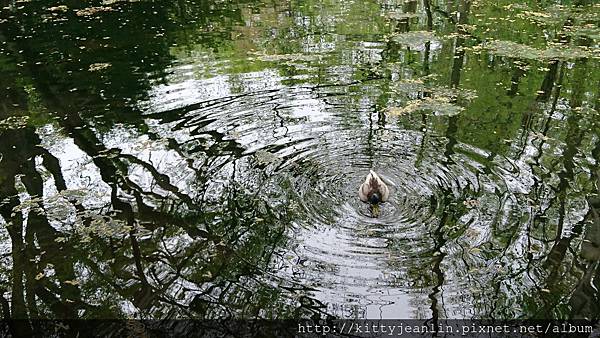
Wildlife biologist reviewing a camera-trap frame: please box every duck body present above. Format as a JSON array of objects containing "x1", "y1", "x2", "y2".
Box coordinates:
[{"x1": 358, "y1": 170, "x2": 390, "y2": 204}]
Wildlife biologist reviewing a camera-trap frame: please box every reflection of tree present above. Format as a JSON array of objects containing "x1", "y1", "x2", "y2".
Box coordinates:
[
  {"x1": 0, "y1": 126, "x2": 81, "y2": 320},
  {"x1": 529, "y1": 54, "x2": 597, "y2": 317},
  {"x1": 0, "y1": 100, "x2": 316, "y2": 323},
  {"x1": 569, "y1": 169, "x2": 600, "y2": 318},
  {"x1": 390, "y1": 0, "x2": 600, "y2": 320},
  {"x1": 389, "y1": 0, "x2": 475, "y2": 321},
  {"x1": 428, "y1": 0, "x2": 472, "y2": 321},
  {"x1": 0, "y1": 0, "x2": 598, "y2": 325},
  {"x1": 449, "y1": 0, "x2": 470, "y2": 88},
  {"x1": 0, "y1": 0, "x2": 322, "y2": 328}
]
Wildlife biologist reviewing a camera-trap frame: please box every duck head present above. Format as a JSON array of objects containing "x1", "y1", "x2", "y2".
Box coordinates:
[{"x1": 369, "y1": 192, "x2": 381, "y2": 204}]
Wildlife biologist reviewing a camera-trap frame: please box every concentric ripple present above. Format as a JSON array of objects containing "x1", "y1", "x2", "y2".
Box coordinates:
[{"x1": 140, "y1": 62, "x2": 532, "y2": 318}]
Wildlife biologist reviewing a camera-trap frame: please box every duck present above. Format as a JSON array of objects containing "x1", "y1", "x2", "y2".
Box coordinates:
[{"x1": 358, "y1": 170, "x2": 390, "y2": 205}]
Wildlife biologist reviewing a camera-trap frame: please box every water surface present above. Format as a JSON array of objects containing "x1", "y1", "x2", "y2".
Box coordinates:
[{"x1": 0, "y1": 0, "x2": 599, "y2": 323}]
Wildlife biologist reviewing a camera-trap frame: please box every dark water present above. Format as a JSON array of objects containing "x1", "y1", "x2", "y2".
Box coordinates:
[{"x1": 0, "y1": 0, "x2": 599, "y2": 322}]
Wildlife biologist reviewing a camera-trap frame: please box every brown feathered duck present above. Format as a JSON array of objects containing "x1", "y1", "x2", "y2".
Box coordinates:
[{"x1": 358, "y1": 170, "x2": 390, "y2": 205}]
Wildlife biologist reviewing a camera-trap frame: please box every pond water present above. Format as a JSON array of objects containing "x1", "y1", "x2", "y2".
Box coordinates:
[{"x1": 1, "y1": 0, "x2": 599, "y2": 324}]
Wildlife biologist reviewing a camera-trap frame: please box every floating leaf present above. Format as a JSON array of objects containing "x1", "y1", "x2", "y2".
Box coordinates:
[
  {"x1": 569, "y1": 24, "x2": 600, "y2": 41},
  {"x1": 387, "y1": 106, "x2": 409, "y2": 115},
  {"x1": 75, "y1": 6, "x2": 114, "y2": 17},
  {"x1": 390, "y1": 31, "x2": 437, "y2": 50},
  {"x1": 252, "y1": 52, "x2": 322, "y2": 62},
  {"x1": 486, "y1": 40, "x2": 542, "y2": 59},
  {"x1": 88, "y1": 63, "x2": 111, "y2": 72},
  {"x1": 389, "y1": 97, "x2": 464, "y2": 116},
  {"x1": 47, "y1": 5, "x2": 68, "y2": 12},
  {"x1": 485, "y1": 40, "x2": 592, "y2": 60},
  {"x1": 0, "y1": 116, "x2": 29, "y2": 131},
  {"x1": 387, "y1": 12, "x2": 421, "y2": 20}
]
